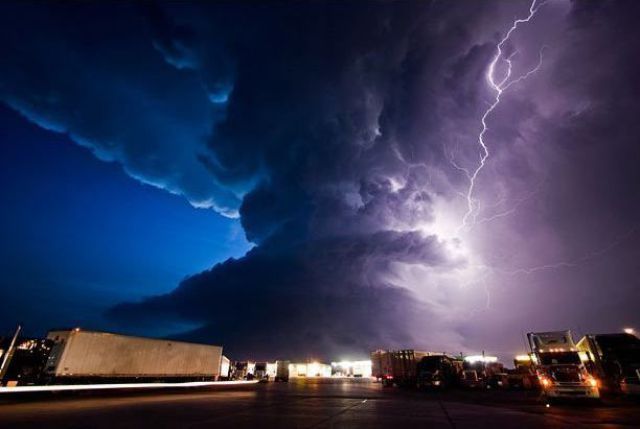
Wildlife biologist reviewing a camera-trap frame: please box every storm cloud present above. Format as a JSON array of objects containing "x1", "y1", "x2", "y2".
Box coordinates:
[{"x1": 2, "y1": 0, "x2": 639, "y2": 359}]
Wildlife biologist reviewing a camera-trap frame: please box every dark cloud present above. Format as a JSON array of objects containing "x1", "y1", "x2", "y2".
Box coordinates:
[
  {"x1": 107, "y1": 1, "x2": 473, "y2": 358},
  {"x1": 0, "y1": 2, "x2": 241, "y2": 215},
  {"x1": 110, "y1": 230, "x2": 453, "y2": 359}
]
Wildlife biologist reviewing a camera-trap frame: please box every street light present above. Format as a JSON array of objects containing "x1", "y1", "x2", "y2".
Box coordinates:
[{"x1": 623, "y1": 328, "x2": 635, "y2": 335}]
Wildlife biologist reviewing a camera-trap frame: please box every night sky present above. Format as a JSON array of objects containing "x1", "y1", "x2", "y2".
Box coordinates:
[{"x1": 1, "y1": 0, "x2": 639, "y2": 361}]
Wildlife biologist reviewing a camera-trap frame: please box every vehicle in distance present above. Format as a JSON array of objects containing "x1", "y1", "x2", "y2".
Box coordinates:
[
  {"x1": 507, "y1": 355, "x2": 539, "y2": 390},
  {"x1": 371, "y1": 350, "x2": 392, "y2": 382},
  {"x1": 254, "y1": 362, "x2": 270, "y2": 382},
  {"x1": 528, "y1": 331, "x2": 599, "y2": 400},
  {"x1": 371, "y1": 349, "x2": 438, "y2": 387},
  {"x1": 275, "y1": 360, "x2": 290, "y2": 382},
  {"x1": 577, "y1": 333, "x2": 640, "y2": 395},
  {"x1": 45, "y1": 329, "x2": 223, "y2": 383},
  {"x1": 416, "y1": 355, "x2": 460, "y2": 389}
]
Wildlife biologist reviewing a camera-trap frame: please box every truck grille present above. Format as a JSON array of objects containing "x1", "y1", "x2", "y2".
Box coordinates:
[{"x1": 552, "y1": 371, "x2": 580, "y2": 383}]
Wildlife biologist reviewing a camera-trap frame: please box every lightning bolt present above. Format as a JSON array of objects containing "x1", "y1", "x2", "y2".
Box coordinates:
[
  {"x1": 439, "y1": 1, "x2": 637, "y2": 321},
  {"x1": 457, "y1": 223, "x2": 639, "y2": 320},
  {"x1": 456, "y1": 0, "x2": 546, "y2": 234},
  {"x1": 468, "y1": 223, "x2": 640, "y2": 278},
  {"x1": 500, "y1": 224, "x2": 640, "y2": 275},
  {"x1": 470, "y1": 182, "x2": 543, "y2": 229}
]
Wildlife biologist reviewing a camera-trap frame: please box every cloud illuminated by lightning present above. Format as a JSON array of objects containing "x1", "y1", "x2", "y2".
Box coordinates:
[
  {"x1": 457, "y1": 0, "x2": 546, "y2": 234},
  {"x1": 494, "y1": 223, "x2": 640, "y2": 276}
]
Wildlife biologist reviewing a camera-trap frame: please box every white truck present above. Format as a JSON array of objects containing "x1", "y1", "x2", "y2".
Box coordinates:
[
  {"x1": 527, "y1": 330, "x2": 599, "y2": 400},
  {"x1": 44, "y1": 329, "x2": 223, "y2": 383}
]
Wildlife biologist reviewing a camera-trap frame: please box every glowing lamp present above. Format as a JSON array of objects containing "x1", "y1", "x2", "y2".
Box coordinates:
[{"x1": 464, "y1": 355, "x2": 498, "y2": 364}]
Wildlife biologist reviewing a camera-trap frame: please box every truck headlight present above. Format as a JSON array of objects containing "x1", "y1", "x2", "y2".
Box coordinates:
[{"x1": 539, "y1": 376, "x2": 552, "y2": 387}]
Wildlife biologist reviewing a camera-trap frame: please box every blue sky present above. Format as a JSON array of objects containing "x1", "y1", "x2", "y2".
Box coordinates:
[{"x1": 0, "y1": 106, "x2": 251, "y2": 337}]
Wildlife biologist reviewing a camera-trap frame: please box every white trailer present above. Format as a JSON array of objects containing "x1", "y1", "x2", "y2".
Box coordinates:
[
  {"x1": 45, "y1": 329, "x2": 223, "y2": 382},
  {"x1": 371, "y1": 350, "x2": 392, "y2": 381},
  {"x1": 220, "y1": 356, "x2": 231, "y2": 380}
]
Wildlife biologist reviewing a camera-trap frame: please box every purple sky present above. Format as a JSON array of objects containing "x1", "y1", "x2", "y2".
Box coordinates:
[{"x1": 1, "y1": 0, "x2": 639, "y2": 361}]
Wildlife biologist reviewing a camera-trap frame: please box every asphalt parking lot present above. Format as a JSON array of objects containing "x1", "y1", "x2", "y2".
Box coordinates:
[{"x1": 1, "y1": 378, "x2": 639, "y2": 428}]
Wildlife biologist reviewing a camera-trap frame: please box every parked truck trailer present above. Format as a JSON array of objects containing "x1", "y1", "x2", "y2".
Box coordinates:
[
  {"x1": 275, "y1": 360, "x2": 290, "y2": 382},
  {"x1": 371, "y1": 349, "x2": 437, "y2": 387},
  {"x1": 45, "y1": 329, "x2": 223, "y2": 383},
  {"x1": 577, "y1": 333, "x2": 640, "y2": 395},
  {"x1": 371, "y1": 350, "x2": 392, "y2": 382},
  {"x1": 219, "y1": 355, "x2": 231, "y2": 380}
]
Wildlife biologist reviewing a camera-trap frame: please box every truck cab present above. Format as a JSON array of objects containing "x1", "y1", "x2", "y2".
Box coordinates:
[
  {"x1": 416, "y1": 355, "x2": 459, "y2": 389},
  {"x1": 275, "y1": 360, "x2": 290, "y2": 382},
  {"x1": 254, "y1": 362, "x2": 269, "y2": 381},
  {"x1": 577, "y1": 333, "x2": 640, "y2": 395},
  {"x1": 528, "y1": 331, "x2": 599, "y2": 400}
]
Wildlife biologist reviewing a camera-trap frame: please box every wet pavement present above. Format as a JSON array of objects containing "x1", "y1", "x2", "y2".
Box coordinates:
[{"x1": 1, "y1": 378, "x2": 639, "y2": 428}]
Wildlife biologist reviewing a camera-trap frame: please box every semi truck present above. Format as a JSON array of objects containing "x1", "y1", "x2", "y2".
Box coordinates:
[
  {"x1": 254, "y1": 362, "x2": 269, "y2": 381},
  {"x1": 275, "y1": 360, "x2": 290, "y2": 382},
  {"x1": 507, "y1": 355, "x2": 539, "y2": 390},
  {"x1": 416, "y1": 355, "x2": 461, "y2": 389},
  {"x1": 44, "y1": 329, "x2": 223, "y2": 383},
  {"x1": 577, "y1": 333, "x2": 640, "y2": 395},
  {"x1": 371, "y1": 350, "x2": 392, "y2": 382},
  {"x1": 460, "y1": 355, "x2": 502, "y2": 389},
  {"x1": 527, "y1": 331, "x2": 599, "y2": 400},
  {"x1": 371, "y1": 349, "x2": 436, "y2": 387}
]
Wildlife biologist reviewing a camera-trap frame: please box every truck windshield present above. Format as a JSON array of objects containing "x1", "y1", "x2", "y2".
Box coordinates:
[
  {"x1": 419, "y1": 357, "x2": 443, "y2": 372},
  {"x1": 538, "y1": 352, "x2": 581, "y2": 365},
  {"x1": 596, "y1": 335, "x2": 640, "y2": 364}
]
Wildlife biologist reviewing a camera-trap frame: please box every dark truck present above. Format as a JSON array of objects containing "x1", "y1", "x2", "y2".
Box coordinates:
[
  {"x1": 254, "y1": 362, "x2": 269, "y2": 381},
  {"x1": 274, "y1": 360, "x2": 290, "y2": 382},
  {"x1": 416, "y1": 355, "x2": 460, "y2": 389},
  {"x1": 577, "y1": 333, "x2": 640, "y2": 395}
]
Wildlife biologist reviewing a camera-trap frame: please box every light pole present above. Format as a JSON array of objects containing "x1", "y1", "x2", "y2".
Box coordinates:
[{"x1": 0, "y1": 325, "x2": 22, "y2": 385}]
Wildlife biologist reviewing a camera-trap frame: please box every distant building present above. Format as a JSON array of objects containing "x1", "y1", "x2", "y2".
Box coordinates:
[
  {"x1": 289, "y1": 362, "x2": 331, "y2": 377},
  {"x1": 331, "y1": 360, "x2": 372, "y2": 377}
]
